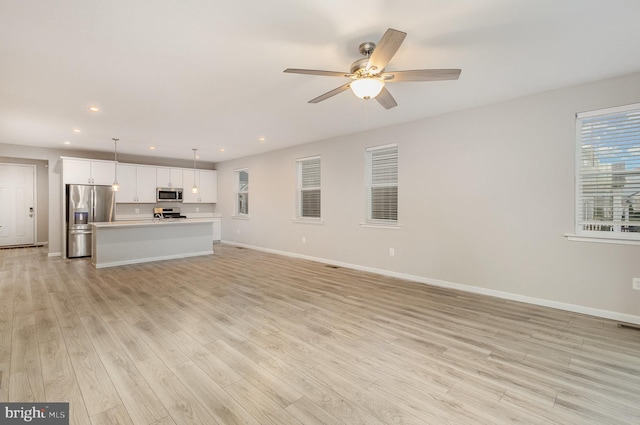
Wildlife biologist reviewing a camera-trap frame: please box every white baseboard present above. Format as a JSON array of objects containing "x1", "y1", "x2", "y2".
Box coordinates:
[
  {"x1": 93, "y1": 250, "x2": 214, "y2": 269},
  {"x1": 48, "y1": 251, "x2": 62, "y2": 257},
  {"x1": 221, "y1": 240, "x2": 640, "y2": 326}
]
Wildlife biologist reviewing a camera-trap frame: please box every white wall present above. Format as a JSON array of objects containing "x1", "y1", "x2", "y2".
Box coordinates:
[{"x1": 215, "y1": 72, "x2": 640, "y2": 323}]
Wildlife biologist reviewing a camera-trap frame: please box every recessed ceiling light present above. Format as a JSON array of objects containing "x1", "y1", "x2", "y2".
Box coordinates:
[
  {"x1": 73, "y1": 129, "x2": 81, "y2": 133},
  {"x1": 219, "y1": 148, "x2": 225, "y2": 152},
  {"x1": 89, "y1": 106, "x2": 99, "y2": 112},
  {"x1": 259, "y1": 137, "x2": 265, "y2": 142},
  {"x1": 149, "y1": 146, "x2": 156, "y2": 150},
  {"x1": 63, "y1": 140, "x2": 71, "y2": 145}
]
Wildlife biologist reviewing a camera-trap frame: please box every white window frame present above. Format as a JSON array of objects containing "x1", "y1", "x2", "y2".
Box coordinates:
[
  {"x1": 571, "y1": 103, "x2": 640, "y2": 244},
  {"x1": 295, "y1": 156, "x2": 322, "y2": 222},
  {"x1": 234, "y1": 168, "x2": 249, "y2": 217},
  {"x1": 364, "y1": 143, "x2": 399, "y2": 226}
]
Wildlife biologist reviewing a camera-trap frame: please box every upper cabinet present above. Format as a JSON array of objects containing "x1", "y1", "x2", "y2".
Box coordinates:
[
  {"x1": 63, "y1": 158, "x2": 115, "y2": 185},
  {"x1": 199, "y1": 170, "x2": 218, "y2": 203},
  {"x1": 62, "y1": 157, "x2": 217, "y2": 204},
  {"x1": 136, "y1": 166, "x2": 157, "y2": 202},
  {"x1": 183, "y1": 170, "x2": 217, "y2": 203},
  {"x1": 156, "y1": 167, "x2": 183, "y2": 189},
  {"x1": 115, "y1": 164, "x2": 136, "y2": 202},
  {"x1": 115, "y1": 164, "x2": 156, "y2": 203}
]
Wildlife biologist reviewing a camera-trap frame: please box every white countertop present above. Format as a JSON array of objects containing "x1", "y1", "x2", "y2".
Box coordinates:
[{"x1": 92, "y1": 218, "x2": 215, "y2": 228}]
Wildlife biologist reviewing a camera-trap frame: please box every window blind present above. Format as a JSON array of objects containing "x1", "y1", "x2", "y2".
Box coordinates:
[
  {"x1": 297, "y1": 156, "x2": 321, "y2": 218},
  {"x1": 577, "y1": 103, "x2": 640, "y2": 235},
  {"x1": 366, "y1": 145, "x2": 398, "y2": 222}
]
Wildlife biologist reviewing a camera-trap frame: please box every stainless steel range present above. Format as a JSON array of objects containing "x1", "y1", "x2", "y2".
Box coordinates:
[{"x1": 153, "y1": 207, "x2": 187, "y2": 219}]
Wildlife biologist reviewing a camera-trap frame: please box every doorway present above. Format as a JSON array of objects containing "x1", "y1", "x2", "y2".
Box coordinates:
[{"x1": 0, "y1": 163, "x2": 36, "y2": 247}]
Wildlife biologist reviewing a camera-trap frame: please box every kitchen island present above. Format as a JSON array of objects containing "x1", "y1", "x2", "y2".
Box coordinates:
[{"x1": 91, "y1": 218, "x2": 214, "y2": 268}]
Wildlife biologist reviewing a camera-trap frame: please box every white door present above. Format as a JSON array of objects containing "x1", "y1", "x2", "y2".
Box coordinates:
[{"x1": 0, "y1": 164, "x2": 36, "y2": 246}]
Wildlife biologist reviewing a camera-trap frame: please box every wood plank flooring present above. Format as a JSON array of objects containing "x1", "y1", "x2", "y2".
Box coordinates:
[{"x1": 1, "y1": 244, "x2": 639, "y2": 424}]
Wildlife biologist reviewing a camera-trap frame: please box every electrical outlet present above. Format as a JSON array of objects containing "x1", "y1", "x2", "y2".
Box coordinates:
[
  {"x1": 134, "y1": 208, "x2": 139, "y2": 214},
  {"x1": 237, "y1": 229, "x2": 240, "y2": 235},
  {"x1": 196, "y1": 207, "x2": 199, "y2": 212},
  {"x1": 633, "y1": 278, "x2": 640, "y2": 290},
  {"x1": 389, "y1": 248, "x2": 395, "y2": 256},
  {"x1": 301, "y1": 237, "x2": 306, "y2": 244}
]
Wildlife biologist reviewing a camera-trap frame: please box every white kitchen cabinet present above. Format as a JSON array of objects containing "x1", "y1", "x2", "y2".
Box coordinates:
[
  {"x1": 136, "y1": 166, "x2": 157, "y2": 202},
  {"x1": 115, "y1": 164, "x2": 156, "y2": 203},
  {"x1": 63, "y1": 158, "x2": 115, "y2": 185},
  {"x1": 91, "y1": 161, "x2": 116, "y2": 185},
  {"x1": 183, "y1": 170, "x2": 217, "y2": 203},
  {"x1": 182, "y1": 170, "x2": 198, "y2": 203},
  {"x1": 156, "y1": 167, "x2": 183, "y2": 189},
  {"x1": 115, "y1": 164, "x2": 136, "y2": 202},
  {"x1": 63, "y1": 159, "x2": 90, "y2": 184},
  {"x1": 199, "y1": 170, "x2": 217, "y2": 203},
  {"x1": 212, "y1": 218, "x2": 221, "y2": 241}
]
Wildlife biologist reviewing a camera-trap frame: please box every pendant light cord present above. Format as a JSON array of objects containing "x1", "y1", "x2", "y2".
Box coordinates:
[
  {"x1": 192, "y1": 148, "x2": 199, "y2": 193},
  {"x1": 112, "y1": 138, "x2": 120, "y2": 191}
]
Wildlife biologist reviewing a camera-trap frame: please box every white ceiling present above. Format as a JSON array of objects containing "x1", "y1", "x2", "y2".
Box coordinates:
[{"x1": 2, "y1": 0, "x2": 640, "y2": 163}]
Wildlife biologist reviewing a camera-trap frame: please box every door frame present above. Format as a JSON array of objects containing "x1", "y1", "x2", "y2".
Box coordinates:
[{"x1": 0, "y1": 162, "x2": 37, "y2": 247}]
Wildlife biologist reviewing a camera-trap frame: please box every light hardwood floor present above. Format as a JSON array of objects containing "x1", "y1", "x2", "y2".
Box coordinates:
[{"x1": 1, "y1": 244, "x2": 639, "y2": 424}]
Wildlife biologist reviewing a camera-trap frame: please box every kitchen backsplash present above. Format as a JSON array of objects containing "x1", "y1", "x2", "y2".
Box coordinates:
[{"x1": 116, "y1": 202, "x2": 216, "y2": 220}]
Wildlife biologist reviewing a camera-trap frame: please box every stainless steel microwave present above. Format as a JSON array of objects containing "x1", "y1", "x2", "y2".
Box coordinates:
[{"x1": 156, "y1": 187, "x2": 183, "y2": 202}]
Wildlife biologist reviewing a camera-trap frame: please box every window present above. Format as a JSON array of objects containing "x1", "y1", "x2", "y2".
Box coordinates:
[
  {"x1": 576, "y1": 103, "x2": 640, "y2": 238},
  {"x1": 296, "y1": 156, "x2": 321, "y2": 219},
  {"x1": 235, "y1": 169, "x2": 249, "y2": 216},
  {"x1": 366, "y1": 144, "x2": 398, "y2": 223}
]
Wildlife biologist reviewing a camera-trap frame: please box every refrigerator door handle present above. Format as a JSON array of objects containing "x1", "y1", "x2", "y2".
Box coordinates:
[{"x1": 90, "y1": 187, "x2": 95, "y2": 222}]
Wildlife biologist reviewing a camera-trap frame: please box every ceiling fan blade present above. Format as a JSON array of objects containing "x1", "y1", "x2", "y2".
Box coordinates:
[
  {"x1": 375, "y1": 87, "x2": 397, "y2": 109},
  {"x1": 309, "y1": 83, "x2": 352, "y2": 104},
  {"x1": 383, "y1": 69, "x2": 462, "y2": 82},
  {"x1": 367, "y1": 28, "x2": 407, "y2": 73},
  {"x1": 284, "y1": 68, "x2": 352, "y2": 78}
]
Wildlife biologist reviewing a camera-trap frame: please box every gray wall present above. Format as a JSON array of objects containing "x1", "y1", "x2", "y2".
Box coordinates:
[{"x1": 215, "y1": 71, "x2": 640, "y2": 322}]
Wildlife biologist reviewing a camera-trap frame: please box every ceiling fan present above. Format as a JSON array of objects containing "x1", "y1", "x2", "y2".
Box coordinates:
[{"x1": 284, "y1": 28, "x2": 461, "y2": 109}]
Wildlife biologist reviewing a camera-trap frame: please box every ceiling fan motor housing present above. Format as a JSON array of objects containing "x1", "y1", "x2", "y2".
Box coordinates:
[
  {"x1": 350, "y1": 57, "x2": 370, "y2": 75},
  {"x1": 359, "y1": 41, "x2": 376, "y2": 56},
  {"x1": 352, "y1": 42, "x2": 379, "y2": 76}
]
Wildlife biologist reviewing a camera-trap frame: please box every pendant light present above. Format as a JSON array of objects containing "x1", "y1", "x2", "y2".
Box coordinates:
[
  {"x1": 112, "y1": 138, "x2": 120, "y2": 192},
  {"x1": 191, "y1": 148, "x2": 198, "y2": 194}
]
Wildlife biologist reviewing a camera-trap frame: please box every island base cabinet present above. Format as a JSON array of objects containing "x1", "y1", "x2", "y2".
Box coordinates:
[
  {"x1": 92, "y1": 220, "x2": 214, "y2": 268},
  {"x1": 212, "y1": 218, "x2": 221, "y2": 242}
]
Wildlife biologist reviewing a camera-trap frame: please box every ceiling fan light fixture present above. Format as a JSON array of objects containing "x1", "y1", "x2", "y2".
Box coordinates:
[{"x1": 350, "y1": 78, "x2": 384, "y2": 99}]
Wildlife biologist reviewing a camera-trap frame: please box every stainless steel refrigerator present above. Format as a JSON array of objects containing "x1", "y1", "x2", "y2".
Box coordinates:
[{"x1": 66, "y1": 184, "x2": 115, "y2": 258}]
